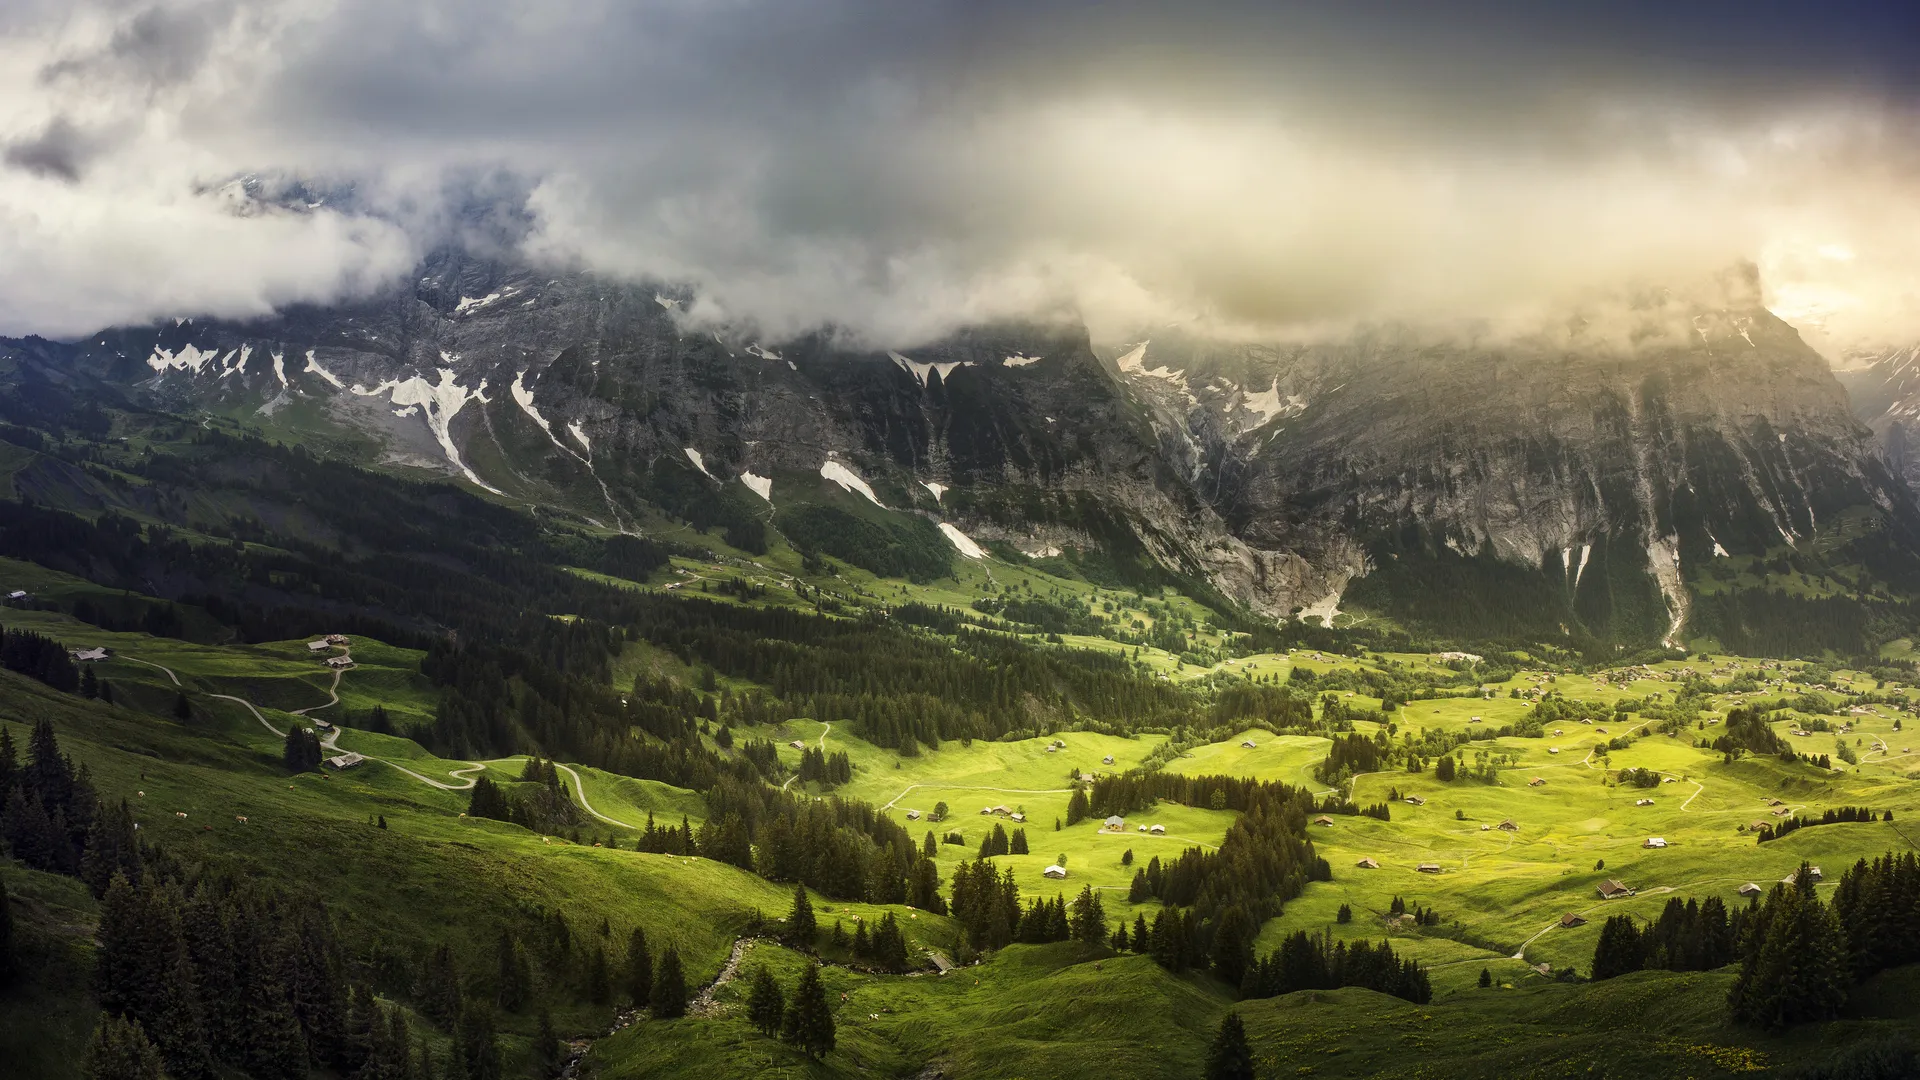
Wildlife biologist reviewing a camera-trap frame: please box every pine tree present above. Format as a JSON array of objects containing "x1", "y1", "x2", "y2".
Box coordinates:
[
  {"x1": 418, "y1": 944, "x2": 462, "y2": 1027},
  {"x1": 1478, "y1": 967, "x2": 1492, "y2": 988},
  {"x1": 0, "y1": 871, "x2": 11, "y2": 985},
  {"x1": 494, "y1": 929, "x2": 529, "y2": 1012},
  {"x1": 532, "y1": 1008, "x2": 562, "y2": 1079},
  {"x1": 173, "y1": 691, "x2": 192, "y2": 721},
  {"x1": 586, "y1": 942, "x2": 610, "y2": 1004},
  {"x1": 1070, "y1": 885, "x2": 1108, "y2": 946},
  {"x1": 624, "y1": 926, "x2": 653, "y2": 1008},
  {"x1": 1729, "y1": 868, "x2": 1849, "y2": 1030},
  {"x1": 455, "y1": 998, "x2": 502, "y2": 1080},
  {"x1": 85, "y1": 1013, "x2": 168, "y2": 1080},
  {"x1": 651, "y1": 947, "x2": 687, "y2": 1019},
  {"x1": 1591, "y1": 915, "x2": 1645, "y2": 981},
  {"x1": 1205, "y1": 1012, "x2": 1255, "y2": 1080},
  {"x1": 786, "y1": 884, "x2": 817, "y2": 947},
  {"x1": 80, "y1": 799, "x2": 141, "y2": 898},
  {"x1": 780, "y1": 962, "x2": 835, "y2": 1059},
  {"x1": 747, "y1": 963, "x2": 784, "y2": 1036},
  {"x1": 1132, "y1": 913, "x2": 1150, "y2": 953}
]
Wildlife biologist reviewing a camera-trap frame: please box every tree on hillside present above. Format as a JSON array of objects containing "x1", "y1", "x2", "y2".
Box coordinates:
[
  {"x1": 1729, "y1": 868, "x2": 1849, "y2": 1030},
  {"x1": 466, "y1": 777, "x2": 511, "y2": 822},
  {"x1": 586, "y1": 943, "x2": 610, "y2": 1005},
  {"x1": 173, "y1": 690, "x2": 192, "y2": 721},
  {"x1": 623, "y1": 926, "x2": 653, "y2": 1008},
  {"x1": 455, "y1": 998, "x2": 502, "y2": 1080},
  {"x1": 781, "y1": 962, "x2": 835, "y2": 1059},
  {"x1": 85, "y1": 1013, "x2": 168, "y2": 1080},
  {"x1": 80, "y1": 799, "x2": 142, "y2": 899},
  {"x1": 1590, "y1": 915, "x2": 1646, "y2": 981},
  {"x1": 1070, "y1": 885, "x2": 1108, "y2": 946},
  {"x1": 282, "y1": 728, "x2": 322, "y2": 772},
  {"x1": 494, "y1": 930, "x2": 529, "y2": 1012},
  {"x1": 0, "y1": 871, "x2": 11, "y2": 985},
  {"x1": 786, "y1": 885, "x2": 817, "y2": 947},
  {"x1": 532, "y1": 1008, "x2": 562, "y2": 1079},
  {"x1": 651, "y1": 948, "x2": 687, "y2": 1019},
  {"x1": 1066, "y1": 787, "x2": 1090, "y2": 825},
  {"x1": 1435, "y1": 755, "x2": 1456, "y2": 781},
  {"x1": 1009, "y1": 828, "x2": 1029, "y2": 855},
  {"x1": 1205, "y1": 1013, "x2": 1255, "y2": 1080},
  {"x1": 95, "y1": 873, "x2": 211, "y2": 1080},
  {"x1": 747, "y1": 964, "x2": 784, "y2": 1036}
]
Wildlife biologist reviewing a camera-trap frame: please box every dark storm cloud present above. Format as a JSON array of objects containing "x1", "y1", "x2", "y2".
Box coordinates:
[{"x1": 2, "y1": 1, "x2": 1918, "y2": 346}]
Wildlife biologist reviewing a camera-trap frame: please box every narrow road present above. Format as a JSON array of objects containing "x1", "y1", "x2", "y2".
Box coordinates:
[
  {"x1": 553, "y1": 762, "x2": 637, "y2": 829},
  {"x1": 129, "y1": 650, "x2": 496, "y2": 795}
]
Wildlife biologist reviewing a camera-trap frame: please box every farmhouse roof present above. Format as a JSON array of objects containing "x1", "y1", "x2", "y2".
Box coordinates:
[
  {"x1": 1560, "y1": 913, "x2": 1587, "y2": 927},
  {"x1": 307, "y1": 640, "x2": 331, "y2": 651},
  {"x1": 1597, "y1": 879, "x2": 1634, "y2": 899},
  {"x1": 1104, "y1": 815, "x2": 1125, "y2": 828},
  {"x1": 1313, "y1": 815, "x2": 1335, "y2": 826},
  {"x1": 326, "y1": 752, "x2": 365, "y2": 769},
  {"x1": 1416, "y1": 862, "x2": 1442, "y2": 873},
  {"x1": 1738, "y1": 883, "x2": 1763, "y2": 896},
  {"x1": 1042, "y1": 865, "x2": 1067, "y2": 878},
  {"x1": 1497, "y1": 819, "x2": 1518, "y2": 831},
  {"x1": 1149, "y1": 824, "x2": 1166, "y2": 833},
  {"x1": 1355, "y1": 857, "x2": 1379, "y2": 869}
]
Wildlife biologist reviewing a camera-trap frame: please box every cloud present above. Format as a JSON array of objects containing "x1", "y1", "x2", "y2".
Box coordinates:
[{"x1": 2, "y1": 1, "x2": 1919, "y2": 350}]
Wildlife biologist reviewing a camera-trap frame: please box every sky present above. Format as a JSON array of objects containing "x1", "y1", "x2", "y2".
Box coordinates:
[{"x1": 3, "y1": 0, "x2": 1920, "y2": 353}]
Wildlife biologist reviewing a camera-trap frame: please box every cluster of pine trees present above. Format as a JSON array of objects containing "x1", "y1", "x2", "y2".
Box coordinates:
[
  {"x1": 1590, "y1": 896, "x2": 1741, "y2": 981},
  {"x1": 1241, "y1": 930, "x2": 1432, "y2": 1003},
  {"x1": 976, "y1": 823, "x2": 1028, "y2": 858},
  {"x1": 0, "y1": 623, "x2": 80, "y2": 692},
  {"x1": 463, "y1": 759, "x2": 587, "y2": 837},
  {"x1": 1757, "y1": 806, "x2": 1887, "y2": 844},
  {"x1": 743, "y1": 961, "x2": 835, "y2": 1059},
  {"x1": 795, "y1": 746, "x2": 851, "y2": 786},
  {"x1": 1, "y1": 721, "x2": 114, "y2": 880},
  {"x1": 282, "y1": 727, "x2": 324, "y2": 773}
]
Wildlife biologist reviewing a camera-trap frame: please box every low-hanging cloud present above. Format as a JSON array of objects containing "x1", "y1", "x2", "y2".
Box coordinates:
[{"x1": 3, "y1": 0, "x2": 1920, "y2": 352}]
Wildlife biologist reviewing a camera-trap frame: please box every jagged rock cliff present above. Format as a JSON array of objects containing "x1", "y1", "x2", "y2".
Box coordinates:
[{"x1": 8, "y1": 253, "x2": 1911, "y2": 643}]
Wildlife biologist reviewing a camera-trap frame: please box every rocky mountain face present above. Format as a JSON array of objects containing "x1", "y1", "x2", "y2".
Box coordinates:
[
  {"x1": 1836, "y1": 345, "x2": 1920, "y2": 495},
  {"x1": 8, "y1": 253, "x2": 1911, "y2": 644}
]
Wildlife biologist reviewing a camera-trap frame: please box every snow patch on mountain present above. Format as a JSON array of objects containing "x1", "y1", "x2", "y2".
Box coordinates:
[
  {"x1": 1239, "y1": 378, "x2": 1306, "y2": 429},
  {"x1": 510, "y1": 371, "x2": 555, "y2": 437},
  {"x1": 654, "y1": 294, "x2": 680, "y2": 310},
  {"x1": 303, "y1": 350, "x2": 344, "y2": 389},
  {"x1": 348, "y1": 369, "x2": 498, "y2": 493},
  {"x1": 746, "y1": 343, "x2": 782, "y2": 361},
  {"x1": 271, "y1": 349, "x2": 288, "y2": 386},
  {"x1": 1573, "y1": 544, "x2": 1592, "y2": 587},
  {"x1": 684, "y1": 448, "x2": 712, "y2": 478},
  {"x1": 1003, "y1": 353, "x2": 1043, "y2": 367},
  {"x1": 939, "y1": 522, "x2": 987, "y2": 559},
  {"x1": 1647, "y1": 536, "x2": 1688, "y2": 646},
  {"x1": 820, "y1": 460, "x2": 883, "y2": 507},
  {"x1": 740, "y1": 472, "x2": 773, "y2": 503},
  {"x1": 393, "y1": 406, "x2": 418, "y2": 418},
  {"x1": 146, "y1": 343, "x2": 219, "y2": 375},
  {"x1": 922, "y1": 481, "x2": 947, "y2": 502},
  {"x1": 567, "y1": 422, "x2": 591, "y2": 452},
  {"x1": 454, "y1": 288, "x2": 518, "y2": 316},
  {"x1": 889, "y1": 351, "x2": 972, "y2": 387}
]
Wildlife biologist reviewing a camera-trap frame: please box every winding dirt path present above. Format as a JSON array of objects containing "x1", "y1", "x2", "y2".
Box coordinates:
[
  {"x1": 553, "y1": 762, "x2": 637, "y2": 829},
  {"x1": 129, "y1": 649, "x2": 495, "y2": 793}
]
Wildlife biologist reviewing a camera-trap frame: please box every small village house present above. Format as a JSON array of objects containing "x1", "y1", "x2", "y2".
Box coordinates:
[
  {"x1": 1042, "y1": 865, "x2": 1067, "y2": 879},
  {"x1": 1313, "y1": 815, "x2": 1335, "y2": 827},
  {"x1": 1560, "y1": 913, "x2": 1587, "y2": 928},
  {"x1": 1738, "y1": 882, "x2": 1763, "y2": 897},
  {"x1": 1497, "y1": 819, "x2": 1518, "y2": 832},
  {"x1": 1241, "y1": 740, "x2": 1258, "y2": 749},
  {"x1": 327, "y1": 752, "x2": 365, "y2": 770},
  {"x1": 1643, "y1": 837, "x2": 1667, "y2": 849},
  {"x1": 1597, "y1": 879, "x2": 1635, "y2": 899},
  {"x1": 70, "y1": 647, "x2": 109, "y2": 662},
  {"x1": 1103, "y1": 815, "x2": 1126, "y2": 831},
  {"x1": 1149, "y1": 824, "x2": 1166, "y2": 834},
  {"x1": 1416, "y1": 862, "x2": 1442, "y2": 874},
  {"x1": 1355, "y1": 857, "x2": 1379, "y2": 869}
]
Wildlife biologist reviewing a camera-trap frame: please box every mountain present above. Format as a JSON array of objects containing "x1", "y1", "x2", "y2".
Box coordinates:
[
  {"x1": 1836, "y1": 343, "x2": 1920, "y2": 494},
  {"x1": 8, "y1": 254, "x2": 1915, "y2": 649}
]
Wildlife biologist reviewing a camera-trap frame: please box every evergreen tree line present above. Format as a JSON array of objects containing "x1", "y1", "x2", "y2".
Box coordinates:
[
  {"x1": 463, "y1": 759, "x2": 586, "y2": 836},
  {"x1": 1756, "y1": 806, "x2": 1887, "y2": 844},
  {"x1": 1241, "y1": 930, "x2": 1433, "y2": 1004},
  {"x1": 1589, "y1": 895, "x2": 1741, "y2": 981},
  {"x1": 282, "y1": 727, "x2": 324, "y2": 773},
  {"x1": 976, "y1": 823, "x2": 1028, "y2": 858},
  {"x1": 1, "y1": 720, "x2": 121, "y2": 883},
  {"x1": 796, "y1": 746, "x2": 851, "y2": 786},
  {"x1": 0, "y1": 622, "x2": 80, "y2": 692}
]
